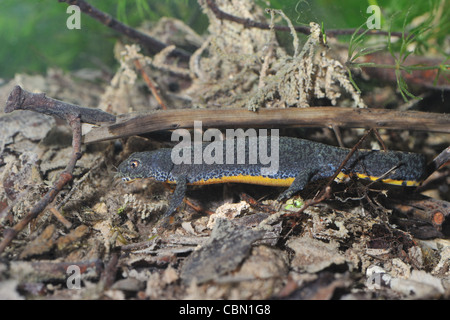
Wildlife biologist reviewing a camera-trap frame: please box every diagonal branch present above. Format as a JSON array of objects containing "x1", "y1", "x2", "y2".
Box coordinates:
[
  {"x1": 0, "y1": 86, "x2": 114, "y2": 254},
  {"x1": 0, "y1": 117, "x2": 80, "y2": 253},
  {"x1": 205, "y1": 0, "x2": 406, "y2": 38},
  {"x1": 59, "y1": 0, "x2": 191, "y2": 62}
]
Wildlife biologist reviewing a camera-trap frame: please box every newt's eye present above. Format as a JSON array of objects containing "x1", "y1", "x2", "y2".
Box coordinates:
[{"x1": 130, "y1": 160, "x2": 140, "y2": 169}]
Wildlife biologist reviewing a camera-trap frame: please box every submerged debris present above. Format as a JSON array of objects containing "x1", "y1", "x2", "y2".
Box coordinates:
[
  {"x1": 0, "y1": 0, "x2": 448, "y2": 301},
  {"x1": 180, "y1": 218, "x2": 265, "y2": 284},
  {"x1": 189, "y1": 2, "x2": 366, "y2": 109},
  {"x1": 247, "y1": 20, "x2": 366, "y2": 110}
]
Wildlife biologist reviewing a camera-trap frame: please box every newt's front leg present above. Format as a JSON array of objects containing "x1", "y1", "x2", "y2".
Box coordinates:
[
  {"x1": 164, "y1": 175, "x2": 187, "y2": 218},
  {"x1": 277, "y1": 169, "x2": 315, "y2": 202}
]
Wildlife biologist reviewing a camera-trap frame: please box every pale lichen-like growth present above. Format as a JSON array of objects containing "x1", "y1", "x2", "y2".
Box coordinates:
[
  {"x1": 153, "y1": 45, "x2": 190, "y2": 77},
  {"x1": 99, "y1": 1, "x2": 366, "y2": 113},
  {"x1": 187, "y1": 0, "x2": 275, "y2": 108},
  {"x1": 247, "y1": 19, "x2": 366, "y2": 110},
  {"x1": 123, "y1": 193, "x2": 167, "y2": 221},
  {"x1": 118, "y1": 44, "x2": 152, "y2": 85},
  {"x1": 98, "y1": 44, "x2": 150, "y2": 114}
]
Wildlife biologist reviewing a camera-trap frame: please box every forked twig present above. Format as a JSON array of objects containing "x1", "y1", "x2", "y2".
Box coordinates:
[
  {"x1": 4, "y1": 85, "x2": 116, "y2": 124},
  {"x1": 318, "y1": 129, "x2": 375, "y2": 198},
  {"x1": 279, "y1": 129, "x2": 375, "y2": 231},
  {"x1": 0, "y1": 86, "x2": 115, "y2": 254}
]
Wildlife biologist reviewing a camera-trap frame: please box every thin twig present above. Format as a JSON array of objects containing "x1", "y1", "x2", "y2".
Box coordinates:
[
  {"x1": 101, "y1": 251, "x2": 119, "y2": 289},
  {"x1": 422, "y1": 146, "x2": 450, "y2": 182},
  {"x1": 331, "y1": 125, "x2": 344, "y2": 148},
  {"x1": 184, "y1": 198, "x2": 215, "y2": 216},
  {"x1": 0, "y1": 86, "x2": 109, "y2": 254},
  {"x1": 266, "y1": 187, "x2": 332, "y2": 238},
  {"x1": 290, "y1": 186, "x2": 332, "y2": 217},
  {"x1": 59, "y1": 0, "x2": 191, "y2": 62},
  {"x1": 372, "y1": 128, "x2": 387, "y2": 151},
  {"x1": 49, "y1": 207, "x2": 73, "y2": 229},
  {"x1": 0, "y1": 116, "x2": 81, "y2": 253},
  {"x1": 56, "y1": 157, "x2": 104, "y2": 211},
  {"x1": 133, "y1": 59, "x2": 168, "y2": 110},
  {"x1": 318, "y1": 128, "x2": 374, "y2": 199},
  {"x1": 365, "y1": 162, "x2": 404, "y2": 187},
  {"x1": 205, "y1": 0, "x2": 406, "y2": 38},
  {"x1": 280, "y1": 130, "x2": 375, "y2": 228}
]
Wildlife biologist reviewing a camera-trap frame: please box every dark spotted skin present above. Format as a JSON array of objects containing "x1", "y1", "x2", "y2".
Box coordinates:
[{"x1": 118, "y1": 137, "x2": 429, "y2": 218}]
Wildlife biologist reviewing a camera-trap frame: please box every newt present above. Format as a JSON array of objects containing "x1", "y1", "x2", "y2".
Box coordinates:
[{"x1": 117, "y1": 136, "x2": 430, "y2": 218}]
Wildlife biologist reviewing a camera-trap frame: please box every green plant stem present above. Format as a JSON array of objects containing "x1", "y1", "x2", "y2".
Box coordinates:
[{"x1": 349, "y1": 62, "x2": 447, "y2": 71}]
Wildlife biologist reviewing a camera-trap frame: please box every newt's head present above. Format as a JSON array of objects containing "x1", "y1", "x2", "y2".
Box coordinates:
[{"x1": 117, "y1": 150, "x2": 174, "y2": 183}]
